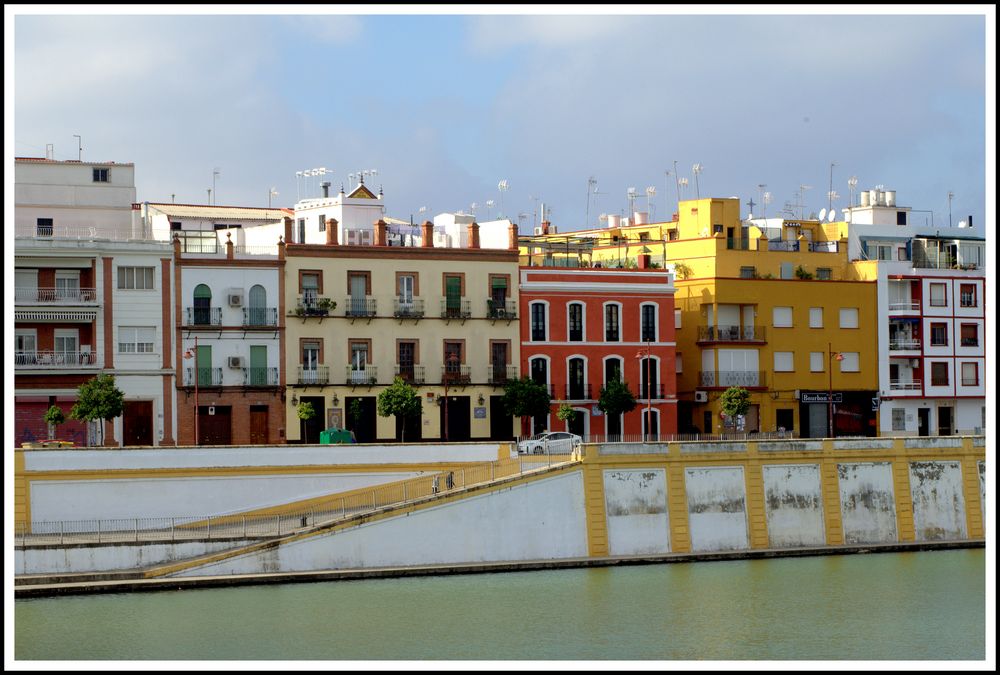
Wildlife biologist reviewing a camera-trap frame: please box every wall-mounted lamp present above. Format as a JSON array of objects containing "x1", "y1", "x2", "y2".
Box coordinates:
[
  {"x1": 436, "y1": 396, "x2": 444, "y2": 407},
  {"x1": 331, "y1": 393, "x2": 340, "y2": 407},
  {"x1": 290, "y1": 394, "x2": 299, "y2": 407},
  {"x1": 477, "y1": 394, "x2": 485, "y2": 406}
]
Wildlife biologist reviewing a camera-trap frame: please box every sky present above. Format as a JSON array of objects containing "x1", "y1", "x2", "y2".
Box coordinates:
[{"x1": 8, "y1": 6, "x2": 995, "y2": 233}]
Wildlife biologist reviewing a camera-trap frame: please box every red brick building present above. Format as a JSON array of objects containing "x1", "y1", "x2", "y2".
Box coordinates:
[{"x1": 518, "y1": 267, "x2": 677, "y2": 440}]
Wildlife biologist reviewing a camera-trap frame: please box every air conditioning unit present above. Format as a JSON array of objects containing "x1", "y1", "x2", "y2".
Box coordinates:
[
  {"x1": 227, "y1": 356, "x2": 244, "y2": 368},
  {"x1": 495, "y1": 307, "x2": 506, "y2": 318},
  {"x1": 694, "y1": 391, "x2": 708, "y2": 403},
  {"x1": 533, "y1": 226, "x2": 544, "y2": 235},
  {"x1": 228, "y1": 290, "x2": 244, "y2": 307}
]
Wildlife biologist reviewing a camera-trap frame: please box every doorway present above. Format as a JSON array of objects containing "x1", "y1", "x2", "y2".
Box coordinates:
[
  {"x1": 249, "y1": 405, "x2": 269, "y2": 444},
  {"x1": 344, "y1": 396, "x2": 376, "y2": 443},
  {"x1": 300, "y1": 396, "x2": 325, "y2": 444},
  {"x1": 440, "y1": 395, "x2": 470, "y2": 441},
  {"x1": 199, "y1": 405, "x2": 232, "y2": 445},
  {"x1": 122, "y1": 400, "x2": 153, "y2": 446},
  {"x1": 918, "y1": 408, "x2": 930, "y2": 437},
  {"x1": 937, "y1": 406, "x2": 954, "y2": 436},
  {"x1": 489, "y1": 395, "x2": 513, "y2": 440}
]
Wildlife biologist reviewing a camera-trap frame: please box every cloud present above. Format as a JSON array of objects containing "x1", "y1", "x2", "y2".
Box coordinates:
[
  {"x1": 279, "y1": 15, "x2": 363, "y2": 44},
  {"x1": 466, "y1": 14, "x2": 643, "y2": 54}
]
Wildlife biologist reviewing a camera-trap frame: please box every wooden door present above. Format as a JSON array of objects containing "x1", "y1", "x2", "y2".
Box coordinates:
[{"x1": 249, "y1": 405, "x2": 268, "y2": 444}]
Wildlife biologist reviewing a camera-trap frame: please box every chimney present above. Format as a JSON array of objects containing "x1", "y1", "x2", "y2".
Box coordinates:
[
  {"x1": 283, "y1": 216, "x2": 293, "y2": 244},
  {"x1": 508, "y1": 222, "x2": 519, "y2": 250},
  {"x1": 374, "y1": 219, "x2": 387, "y2": 246},
  {"x1": 326, "y1": 218, "x2": 338, "y2": 245},
  {"x1": 421, "y1": 220, "x2": 434, "y2": 248},
  {"x1": 467, "y1": 221, "x2": 480, "y2": 249},
  {"x1": 968, "y1": 215, "x2": 973, "y2": 228},
  {"x1": 321, "y1": 181, "x2": 331, "y2": 198},
  {"x1": 225, "y1": 231, "x2": 234, "y2": 260},
  {"x1": 541, "y1": 220, "x2": 550, "y2": 235}
]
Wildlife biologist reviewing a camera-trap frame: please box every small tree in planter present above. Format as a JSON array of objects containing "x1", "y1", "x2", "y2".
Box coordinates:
[
  {"x1": 316, "y1": 297, "x2": 336, "y2": 315},
  {"x1": 296, "y1": 401, "x2": 316, "y2": 443},
  {"x1": 500, "y1": 376, "x2": 551, "y2": 437},
  {"x1": 43, "y1": 405, "x2": 66, "y2": 440},
  {"x1": 720, "y1": 386, "x2": 751, "y2": 432},
  {"x1": 348, "y1": 399, "x2": 364, "y2": 434},
  {"x1": 556, "y1": 403, "x2": 576, "y2": 429},
  {"x1": 70, "y1": 374, "x2": 125, "y2": 446}
]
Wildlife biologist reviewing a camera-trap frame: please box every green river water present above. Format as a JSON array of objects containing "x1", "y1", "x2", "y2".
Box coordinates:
[{"x1": 14, "y1": 548, "x2": 987, "y2": 662}]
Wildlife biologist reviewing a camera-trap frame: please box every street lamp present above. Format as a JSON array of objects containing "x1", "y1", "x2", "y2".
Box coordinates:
[
  {"x1": 828, "y1": 342, "x2": 844, "y2": 438},
  {"x1": 182, "y1": 337, "x2": 200, "y2": 445},
  {"x1": 635, "y1": 342, "x2": 652, "y2": 442}
]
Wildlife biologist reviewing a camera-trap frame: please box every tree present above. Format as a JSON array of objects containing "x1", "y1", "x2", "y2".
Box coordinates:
[
  {"x1": 556, "y1": 403, "x2": 576, "y2": 425},
  {"x1": 500, "y1": 377, "x2": 551, "y2": 436},
  {"x1": 347, "y1": 399, "x2": 364, "y2": 431},
  {"x1": 296, "y1": 401, "x2": 316, "y2": 443},
  {"x1": 70, "y1": 374, "x2": 125, "y2": 446},
  {"x1": 377, "y1": 377, "x2": 422, "y2": 442},
  {"x1": 43, "y1": 405, "x2": 66, "y2": 440},
  {"x1": 597, "y1": 379, "x2": 637, "y2": 422},
  {"x1": 720, "y1": 386, "x2": 751, "y2": 430}
]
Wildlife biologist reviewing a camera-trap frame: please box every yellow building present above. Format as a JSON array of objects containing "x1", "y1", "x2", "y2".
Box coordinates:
[
  {"x1": 522, "y1": 198, "x2": 878, "y2": 437},
  {"x1": 283, "y1": 218, "x2": 522, "y2": 443}
]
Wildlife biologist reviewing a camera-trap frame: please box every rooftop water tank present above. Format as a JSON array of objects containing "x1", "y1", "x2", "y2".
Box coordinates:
[{"x1": 885, "y1": 190, "x2": 896, "y2": 207}]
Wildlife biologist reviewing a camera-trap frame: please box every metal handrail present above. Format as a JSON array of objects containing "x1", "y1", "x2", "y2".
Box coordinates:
[
  {"x1": 184, "y1": 307, "x2": 222, "y2": 326},
  {"x1": 242, "y1": 307, "x2": 278, "y2": 326},
  {"x1": 297, "y1": 365, "x2": 330, "y2": 385},
  {"x1": 14, "y1": 287, "x2": 98, "y2": 303},
  {"x1": 15, "y1": 351, "x2": 98, "y2": 367}
]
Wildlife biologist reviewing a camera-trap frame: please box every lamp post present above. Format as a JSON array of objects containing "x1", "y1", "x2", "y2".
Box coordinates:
[
  {"x1": 183, "y1": 336, "x2": 200, "y2": 445},
  {"x1": 828, "y1": 342, "x2": 843, "y2": 438},
  {"x1": 635, "y1": 341, "x2": 652, "y2": 442}
]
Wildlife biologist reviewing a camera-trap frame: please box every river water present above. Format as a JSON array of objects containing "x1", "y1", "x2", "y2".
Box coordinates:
[{"x1": 14, "y1": 549, "x2": 986, "y2": 662}]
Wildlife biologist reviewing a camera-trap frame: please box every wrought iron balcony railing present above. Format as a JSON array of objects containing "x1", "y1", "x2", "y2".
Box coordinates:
[
  {"x1": 442, "y1": 364, "x2": 472, "y2": 384},
  {"x1": 184, "y1": 307, "x2": 222, "y2": 326},
  {"x1": 185, "y1": 367, "x2": 223, "y2": 386},
  {"x1": 242, "y1": 307, "x2": 278, "y2": 327},
  {"x1": 345, "y1": 297, "x2": 377, "y2": 318},
  {"x1": 395, "y1": 364, "x2": 425, "y2": 384},
  {"x1": 441, "y1": 298, "x2": 471, "y2": 320},
  {"x1": 486, "y1": 298, "x2": 518, "y2": 320},
  {"x1": 297, "y1": 365, "x2": 330, "y2": 385},
  {"x1": 563, "y1": 383, "x2": 593, "y2": 400},
  {"x1": 15, "y1": 351, "x2": 98, "y2": 368},
  {"x1": 15, "y1": 287, "x2": 98, "y2": 303},
  {"x1": 346, "y1": 365, "x2": 378, "y2": 384},
  {"x1": 242, "y1": 367, "x2": 278, "y2": 386},
  {"x1": 698, "y1": 325, "x2": 766, "y2": 342},
  {"x1": 393, "y1": 298, "x2": 425, "y2": 319},
  {"x1": 698, "y1": 371, "x2": 766, "y2": 387},
  {"x1": 488, "y1": 364, "x2": 518, "y2": 385}
]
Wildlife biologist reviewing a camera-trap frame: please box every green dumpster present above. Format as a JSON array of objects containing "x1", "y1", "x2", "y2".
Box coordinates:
[{"x1": 320, "y1": 428, "x2": 354, "y2": 444}]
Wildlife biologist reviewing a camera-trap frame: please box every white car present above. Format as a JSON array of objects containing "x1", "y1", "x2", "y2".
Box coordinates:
[{"x1": 517, "y1": 431, "x2": 582, "y2": 455}]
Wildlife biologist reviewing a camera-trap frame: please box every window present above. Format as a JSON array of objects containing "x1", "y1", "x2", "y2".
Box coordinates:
[
  {"x1": 397, "y1": 274, "x2": 415, "y2": 304},
  {"x1": 896, "y1": 211, "x2": 906, "y2": 226},
  {"x1": 810, "y1": 352, "x2": 824, "y2": 372},
  {"x1": 170, "y1": 221, "x2": 182, "y2": 231},
  {"x1": 54, "y1": 329, "x2": 79, "y2": 362},
  {"x1": 301, "y1": 272, "x2": 320, "y2": 307},
  {"x1": 604, "y1": 357, "x2": 623, "y2": 383},
  {"x1": 641, "y1": 305, "x2": 656, "y2": 342},
  {"x1": 37, "y1": 218, "x2": 53, "y2": 236},
  {"x1": 117, "y1": 266, "x2": 155, "y2": 290},
  {"x1": 876, "y1": 244, "x2": 893, "y2": 261},
  {"x1": 55, "y1": 271, "x2": 81, "y2": 300},
  {"x1": 961, "y1": 363, "x2": 978, "y2": 386},
  {"x1": 318, "y1": 214, "x2": 326, "y2": 232},
  {"x1": 530, "y1": 303, "x2": 547, "y2": 342},
  {"x1": 674, "y1": 309, "x2": 682, "y2": 329},
  {"x1": 740, "y1": 266, "x2": 756, "y2": 279},
  {"x1": 897, "y1": 247, "x2": 910, "y2": 261},
  {"x1": 667, "y1": 229, "x2": 679, "y2": 241},
  {"x1": 960, "y1": 284, "x2": 977, "y2": 307},
  {"x1": 809, "y1": 307, "x2": 823, "y2": 328},
  {"x1": 301, "y1": 341, "x2": 321, "y2": 383},
  {"x1": 350, "y1": 340, "x2": 371, "y2": 383},
  {"x1": 930, "y1": 362, "x2": 949, "y2": 386},
  {"x1": 639, "y1": 232, "x2": 650, "y2": 241},
  {"x1": 960, "y1": 323, "x2": 979, "y2": 347},
  {"x1": 713, "y1": 224, "x2": 724, "y2": 234},
  {"x1": 118, "y1": 326, "x2": 155, "y2": 353},
  {"x1": 530, "y1": 357, "x2": 548, "y2": 387},
  {"x1": 839, "y1": 352, "x2": 860, "y2": 372},
  {"x1": 568, "y1": 303, "x2": 583, "y2": 342},
  {"x1": 929, "y1": 283, "x2": 947, "y2": 307},
  {"x1": 839, "y1": 308, "x2": 859, "y2": 329},
  {"x1": 296, "y1": 219, "x2": 305, "y2": 244},
  {"x1": 930, "y1": 323, "x2": 948, "y2": 347},
  {"x1": 675, "y1": 353, "x2": 683, "y2": 373},
  {"x1": 93, "y1": 168, "x2": 110, "y2": 183},
  {"x1": 15, "y1": 330, "x2": 37, "y2": 363},
  {"x1": 892, "y1": 409, "x2": 906, "y2": 432},
  {"x1": 398, "y1": 341, "x2": 416, "y2": 381},
  {"x1": 605, "y1": 304, "x2": 620, "y2": 342},
  {"x1": 773, "y1": 306, "x2": 793, "y2": 328},
  {"x1": 177, "y1": 231, "x2": 218, "y2": 253},
  {"x1": 773, "y1": 352, "x2": 794, "y2": 372},
  {"x1": 816, "y1": 268, "x2": 832, "y2": 280}
]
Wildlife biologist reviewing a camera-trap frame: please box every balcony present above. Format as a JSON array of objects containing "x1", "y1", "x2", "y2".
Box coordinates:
[
  {"x1": 961, "y1": 337, "x2": 979, "y2": 347},
  {"x1": 639, "y1": 383, "x2": 666, "y2": 400},
  {"x1": 346, "y1": 365, "x2": 378, "y2": 385},
  {"x1": 441, "y1": 298, "x2": 471, "y2": 320},
  {"x1": 294, "y1": 296, "x2": 334, "y2": 317},
  {"x1": 488, "y1": 364, "x2": 518, "y2": 385},
  {"x1": 726, "y1": 238, "x2": 751, "y2": 251},
  {"x1": 297, "y1": 365, "x2": 330, "y2": 385},
  {"x1": 563, "y1": 383, "x2": 593, "y2": 400},
  {"x1": 889, "y1": 380, "x2": 921, "y2": 392},
  {"x1": 807, "y1": 241, "x2": 839, "y2": 253},
  {"x1": 697, "y1": 325, "x2": 766, "y2": 343},
  {"x1": 888, "y1": 301, "x2": 920, "y2": 312},
  {"x1": 184, "y1": 367, "x2": 223, "y2": 387},
  {"x1": 699, "y1": 371, "x2": 766, "y2": 388},
  {"x1": 184, "y1": 307, "x2": 222, "y2": 326},
  {"x1": 15, "y1": 351, "x2": 98, "y2": 368},
  {"x1": 395, "y1": 364, "x2": 425, "y2": 385},
  {"x1": 241, "y1": 367, "x2": 278, "y2": 386},
  {"x1": 242, "y1": 307, "x2": 278, "y2": 327},
  {"x1": 442, "y1": 364, "x2": 472, "y2": 385},
  {"x1": 889, "y1": 337, "x2": 921, "y2": 351},
  {"x1": 345, "y1": 297, "x2": 377, "y2": 318},
  {"x1": 393, "y1": 298, "x2": 425, "y2": 319},
  {"x1": 15, "y1": 287, "x2": 98, "y2": 304},
  {"x1": 486, "y1": 298, "x2": 518, "y2": 320},
  {"x1": 767, "y1": 240, "x2": 799, "y2": 252}
]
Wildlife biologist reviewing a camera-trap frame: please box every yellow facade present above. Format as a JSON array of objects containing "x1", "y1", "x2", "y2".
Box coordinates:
[
  {"x1": 283, "y1": 243, "x2": 522, "y2": 442},
  {"x1": 523, "y1": 197, "x2": 880, "y2": 437}
]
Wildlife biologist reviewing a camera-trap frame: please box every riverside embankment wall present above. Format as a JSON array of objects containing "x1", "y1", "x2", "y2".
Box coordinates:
[{"x1": 14, "y1": 437, "x2": 986, "y2": 578}]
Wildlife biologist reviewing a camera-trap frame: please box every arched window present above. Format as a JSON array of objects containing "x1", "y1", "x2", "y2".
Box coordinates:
[
  {"x1": 248, "y1": 284, "x2": 267, "y2": 326},
  {"x1": 568, "y1": 303, "x2": 584, "y2": 341},
  {"x1": 604, "y1": 356, "x2": 623, "y2": 385},
  {"x1": 568, "y1": 357, "x2": 586, "y2": 400},
  {"x1": 193, "y1": 284, "x2": 212, "y2": 325},
  {"x1": 640, "y1": 357, "x2": 659, "y2": 399}
]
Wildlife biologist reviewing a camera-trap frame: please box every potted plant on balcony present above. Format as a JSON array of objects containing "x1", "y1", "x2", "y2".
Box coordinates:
[{"x1": 316, "y1": 297, "x2": 335, "y2": 316}]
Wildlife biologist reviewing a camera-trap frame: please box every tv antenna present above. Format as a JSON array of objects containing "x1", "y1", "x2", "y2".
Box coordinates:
[
  {"x1": 269, "y1": 187, "x2": 279, "y2": 208},
  {"x1": 796, "y1": 184, "x2": 813, "y2": 219},
  {"x1": 497, "y1": 179, "x2": 509, "y2": 218},
  {"x1": 586, "y1": 176, "x2": 597, "y2": 228},
  {"x1": 212, "y1": 168, "x2": 221, "y2": 205},
  {"x1": 692, "y1": 163, "x2": 703, "y2": 199},
  {"x1": 645, "y1": 186, "x2": 656, "y2": 220}
]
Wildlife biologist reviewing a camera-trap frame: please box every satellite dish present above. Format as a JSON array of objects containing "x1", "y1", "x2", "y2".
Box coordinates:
[
  {"x1": 818, "y1": 208, "x2": 827, "y2": 221},
  {"x1": 828, "y1": 209, "x2": 836, "y2": 222}
]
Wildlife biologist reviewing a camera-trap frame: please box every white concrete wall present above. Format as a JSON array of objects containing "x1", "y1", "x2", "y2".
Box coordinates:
[
  {"x1": 15, "y1": 539, "x2": 258, "y2": 576},
  {"x1": 908, "y1": 461, "x2": 967, "y2": 541},
  {"x1": 837, "y1": 462, "x2": 898, "y2": 544},
  {"x1": 30, "y1": 472, "x2": 424, "y2": 524},
  {"x1": 684, "y1": 466, "x2": 749, "y2": 552},
  {"x1": 603, "y1": 469, "x2": 670, "y2": 555},
  {"x1": 761, "y1": 464, "x2": 826, "y2": 548},
  {"x1": 172, "y1": 471, "x2": 588, "y2": 576},
  {"x1": 23, "y1": 443, "x2": 509, "y2": 472}
]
